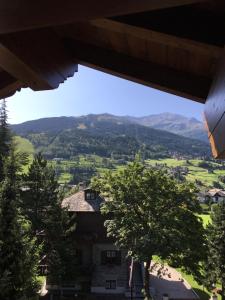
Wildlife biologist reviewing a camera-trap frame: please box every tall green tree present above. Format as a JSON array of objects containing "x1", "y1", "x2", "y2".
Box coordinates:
[
  {"x1": 92, "y1": 161, "x2": 206, "y2": 299},
  {"x1": 0, "y1": 100, "x2": 12, "y2": 182},
  {"x1": 22, "y1": 153, "x2": 77, "y2": 285},
  {"x1": 204, "y1": 201, "x2": 225, "y2": 300},
  {"x1": 22, "y1": 153, "x2": 59, "y2": 233},
  {"x1": 0, "y1": 149, "x2": 40, "y2": 300}
]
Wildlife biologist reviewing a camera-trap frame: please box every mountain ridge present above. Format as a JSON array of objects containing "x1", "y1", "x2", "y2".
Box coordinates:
[
  {"x1": 11, "y1": 113, "x2": 210, "y2": 160},
  {"x1": 11, "y1": 112, "x2": 208, "y2": 143}
]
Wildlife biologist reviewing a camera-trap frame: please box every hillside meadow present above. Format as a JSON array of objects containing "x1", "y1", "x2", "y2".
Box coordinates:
[{"x1": 15, "y1": 136, "x2": 225, "y2": 188}]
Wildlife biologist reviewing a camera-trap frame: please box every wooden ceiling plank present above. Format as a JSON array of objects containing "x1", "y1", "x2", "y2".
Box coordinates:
[
  {"x1": 0, "y1": 0, "x2": 207, "y2": 34},
  {"x1": 65, "y1": 39, "x2": 210, "y2": 103},
  {"x1": 90, "y1": 19, "x2": 224, "y2": 59}
]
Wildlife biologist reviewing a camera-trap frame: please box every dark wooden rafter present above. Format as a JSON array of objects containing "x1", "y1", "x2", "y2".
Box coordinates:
[
  {"x1": 0, "y1": 71, "x2": 23, "y2": 99},
  {"x1": 0, "y1": 0, "x2": 206, "y2": 34},
  {"x1": 65, "y1": 39, "x2": 211, "y2": 102},
  {"x1": 0, "y1": 29, "x2": 78, "y2": 91}
]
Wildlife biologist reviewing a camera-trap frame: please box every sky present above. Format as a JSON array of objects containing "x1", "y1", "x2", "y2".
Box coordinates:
[{"x1": 7, "y1": 65, "x2": 204, "y2": 124}]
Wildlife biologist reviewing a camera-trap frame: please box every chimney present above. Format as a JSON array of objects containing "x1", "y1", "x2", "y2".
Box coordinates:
[{"x1": 78, "y1": 182, "x2": 86, "y2": 191}]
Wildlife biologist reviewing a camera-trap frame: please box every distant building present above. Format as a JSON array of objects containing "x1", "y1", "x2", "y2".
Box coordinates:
[
  {"x1": 205, "y1": 189, "x2": 225, "y2": 203},
  {"x1": 46, "y1": 188, "x2": 143, "y2": 299},
  {"x1": 52, "y1": 157, "x2": 63, "y2": 162}
]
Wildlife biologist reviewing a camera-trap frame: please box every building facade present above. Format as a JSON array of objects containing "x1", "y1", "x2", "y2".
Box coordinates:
[{"x1": 45, "y1": 188, "x2": 143, "y2": 299}]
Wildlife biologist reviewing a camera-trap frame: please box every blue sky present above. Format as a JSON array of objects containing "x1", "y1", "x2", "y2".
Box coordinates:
[{"x1": 7, "y1": 66, "x2": 204, "y2": 124}]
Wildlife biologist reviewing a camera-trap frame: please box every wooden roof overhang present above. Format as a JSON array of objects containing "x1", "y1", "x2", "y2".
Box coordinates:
[{"x1": 0, "y1": 0, "x2": 225, "y2": 157}]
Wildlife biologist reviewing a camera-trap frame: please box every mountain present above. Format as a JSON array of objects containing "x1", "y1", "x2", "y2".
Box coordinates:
[
  {"x1": 125, "y1": 113, "x2": 208, "y2": 143},
  {"x1": 11, "y1": 114, "x2": 210, "y2": 159}
]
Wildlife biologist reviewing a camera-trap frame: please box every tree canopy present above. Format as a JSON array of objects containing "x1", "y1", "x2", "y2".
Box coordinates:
[
  {"x1": 204, "y1": 201, "x2": 225, "y2": 300},
  {"x1": 21, "y1": 153, "x2": 77, "y2": 285},
  {"x1": 0, "y1": 149, "x2": 40, "y2": 300},
  {"x1": 92, "y1": 160, "x2": 206, "y2": 299}
]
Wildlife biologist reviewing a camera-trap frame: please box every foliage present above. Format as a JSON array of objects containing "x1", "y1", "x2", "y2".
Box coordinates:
[
  {"x1": 92, "y1": 160, "x2": 206, "y2": 299},
  {"x1": 0, "y1": 100, "x2": 12, "y2": 182},
  {"x1": 22, "y1": 153, "x2": 59, "y2": 233},
  {"x1": 21, "y1": 153, "x2": 77, "y2": 284},
  {"x1": 204, "y1": 201, "x2": 225, "y2": 299},
  {"x1": 0, "y1": 150, "x2": 40, "y2": 300},
  {"x1": 11, "y1": 115, "x2": 210, "y2": 160}
]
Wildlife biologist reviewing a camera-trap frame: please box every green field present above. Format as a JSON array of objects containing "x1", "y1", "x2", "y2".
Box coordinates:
[
  {"x1": 48, "y1": 157, "x2": 225, "y2": 186},
  {"x1": 199, "y1": 214, "x2": 211, "y2": 227},
  {"x1": 14, "y1": 136, "x2": 35, "y2": 155},
  {"x1": 146, "y1": 158, "x2": 225, "y2": 188},
  {"x1": 15, "y1": 138, "x2": 225, "y2": 189}
]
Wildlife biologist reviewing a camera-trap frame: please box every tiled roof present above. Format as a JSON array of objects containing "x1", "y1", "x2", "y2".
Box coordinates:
[
  {"x1": 62, "y1": 190, "x2": 105, "y2": 212},
  {"x1": 207, "y1": 189, "x2": 225, "y2": 197}
]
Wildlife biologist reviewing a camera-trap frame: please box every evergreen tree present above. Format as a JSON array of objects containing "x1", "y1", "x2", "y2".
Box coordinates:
[
  {"x1": 0, "y1": 99, "x2": 12, "y2": 182},
  {"x1": 204, "y1": 202, "x2": 225, "y2": 299},
  {"x1": 22, "y1": 153, "x2": 77, "y2": 285},
  {"x1": 0, "y1": 149, "x2": 40, "y2": 300},
  {"x1": 22, "y1": 153, "x2": 59, "y2": 233}
]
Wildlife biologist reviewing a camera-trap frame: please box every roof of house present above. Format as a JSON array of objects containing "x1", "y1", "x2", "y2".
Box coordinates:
[
  {"x1": 206, "y1": 188, "x2": 225, "y2": 197},
  {"x1": 62, "y1": 189, "x2": 105, "y2": 212}
]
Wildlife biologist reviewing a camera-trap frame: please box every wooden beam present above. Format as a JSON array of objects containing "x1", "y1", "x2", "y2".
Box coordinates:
[
  {"x1": 0, "y1": 0, "x2": 206, "y2": 34},
  {"x1": 90, "y1": 19, "x2": 223, "y2": 59},
  {"x1": 204, "y1": 53, "x2": 225, "y2": 158},
  {"x1": 65, "y1": 39, "x2": 211, "y2": 103},
  {"x1": 0, "y1": 29, "x2": 78, "y2": 91},
  {"x1": 0, "y1": 71, "x2": 23, "y2": 99}
]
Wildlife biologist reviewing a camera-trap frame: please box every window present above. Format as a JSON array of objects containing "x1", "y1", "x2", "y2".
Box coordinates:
[
  {"x1": 106, "y1": 250, "x2": 116, "y2": 258},
  {"x1": 85, "y1": 191, "x2": 96, "y2": 200},
  {"x1": 101, "y1": 250, "x2": 121, "y2": 265},
  {"x1": 105, "y1": 280, "x2": 116, "y2": 289}
]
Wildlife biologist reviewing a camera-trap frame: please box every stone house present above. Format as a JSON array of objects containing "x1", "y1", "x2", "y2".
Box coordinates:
[{"x1": 45, "y1": 188, "x2": 143, "y2": 299}]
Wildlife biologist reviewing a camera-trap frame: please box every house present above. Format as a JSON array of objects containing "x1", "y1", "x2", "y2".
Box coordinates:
[
  {"x1": 205, "y1": 189, "x2": 225, "y2": 204},
  {"x1": 46, "y1": 187, "x2": 143, "y2": 299}
]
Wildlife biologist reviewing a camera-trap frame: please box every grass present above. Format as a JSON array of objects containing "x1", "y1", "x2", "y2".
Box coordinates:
[
  {"x1": 14, "y1": 136, "x2": 35, "y2": 155},
  {"x1": 178, "y1": 269, "x2": 211, "y2": 300},
  {"x1": 199, "y1": 214, "x2": 211, "y2": 227},
  {"x1": 146, "y1": 158, "x2": 225, "y2": 187}
]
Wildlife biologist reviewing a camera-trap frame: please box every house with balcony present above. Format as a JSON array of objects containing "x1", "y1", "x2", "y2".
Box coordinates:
[{"x1": 45, "y1": 187, "x2": 143, "y2": 299}]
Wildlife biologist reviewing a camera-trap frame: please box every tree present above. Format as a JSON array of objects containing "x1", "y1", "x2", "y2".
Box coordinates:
[
  {"x1": 22, "y1": 153, "x2": 59, "y2": 233},
  {"x1": 0, "y1": 150, "x2": 40, "y2": 300},
  {"x1": 204, "y1": 201, "x2": 225, "y2": 300},
  {"x1": 0, "y1": 100, "x2": 12, "y2": 182},
  {"x1": 22, "y1": 153, "x2": 77, "y2": 285},
  {"x1": 92, "y1": 160, "x2": 206, "y2": 299}
]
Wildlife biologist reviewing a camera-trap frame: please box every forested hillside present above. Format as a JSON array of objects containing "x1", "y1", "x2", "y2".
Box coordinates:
[{"x1": 11, "y1": 114, "x2": 210, "y2": 159}]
